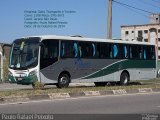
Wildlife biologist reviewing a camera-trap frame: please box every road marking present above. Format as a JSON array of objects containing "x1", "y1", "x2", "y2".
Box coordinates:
[
  {"x1": 113, "y1": 89, "x2": 127, "y2": 95},
  {"x1": 157, "y1": 106, "x2": 160, "y2": 107}
]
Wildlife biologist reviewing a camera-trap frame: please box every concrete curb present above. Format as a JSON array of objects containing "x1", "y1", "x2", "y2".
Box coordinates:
[{"x1": 0, "y1": 88, "x2": 160, "y2": 104}]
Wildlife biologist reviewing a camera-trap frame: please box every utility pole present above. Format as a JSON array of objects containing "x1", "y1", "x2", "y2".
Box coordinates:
[
  {"x1": 0, "y1": 45, "x2": 4, "y2": 82},
  {"x1": 107, "y1": 0, "x2": 112, "y2": 39},
  {"x1": 159, "y1": 14, "x2": 160, "y2": 23}
]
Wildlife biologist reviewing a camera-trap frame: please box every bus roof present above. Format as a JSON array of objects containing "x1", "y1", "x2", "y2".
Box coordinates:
[{"x1": 21, "y1": 35, "x2": 155, "y2": 46}]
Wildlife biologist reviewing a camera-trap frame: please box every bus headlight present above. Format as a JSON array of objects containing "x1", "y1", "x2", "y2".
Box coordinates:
[{"x1": 29, "y1": 70, "x2": 37, "y2": 76}]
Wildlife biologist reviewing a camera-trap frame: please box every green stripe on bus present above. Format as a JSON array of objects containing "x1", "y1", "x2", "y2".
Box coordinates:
[{"x1": 83, "y1": 60, "x2": 156, "y2": 79}]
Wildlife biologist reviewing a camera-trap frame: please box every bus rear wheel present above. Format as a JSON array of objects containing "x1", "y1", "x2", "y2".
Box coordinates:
[
  {"x1": 57, "y1": 74, "x2": 70, "y2": 88},
  {"x1": 120, "y1": 72, "x2": 129, "y2": 85}
]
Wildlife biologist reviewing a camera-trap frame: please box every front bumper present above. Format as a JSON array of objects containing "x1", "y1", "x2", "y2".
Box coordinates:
[{"x1": 8, "y1": 74, "x2": 38, "y2": 85}]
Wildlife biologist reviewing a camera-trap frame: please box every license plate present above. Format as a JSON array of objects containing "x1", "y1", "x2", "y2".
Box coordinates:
[{"x1": 17, "y1": 77, "x2": 23, "y2": 80}]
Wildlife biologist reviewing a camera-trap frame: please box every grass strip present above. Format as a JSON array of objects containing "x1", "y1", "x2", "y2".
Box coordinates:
[{"x1": 0, "y1": 83, "x2": 160, "y2": 98}]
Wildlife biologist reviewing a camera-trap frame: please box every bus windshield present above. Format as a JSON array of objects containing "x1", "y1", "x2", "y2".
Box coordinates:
[{"x1": 9, "y1": 38, "x2": 40, "y2": 70}]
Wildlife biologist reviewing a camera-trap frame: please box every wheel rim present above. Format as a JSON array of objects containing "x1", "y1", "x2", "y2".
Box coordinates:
[
  {"x1": 123, "y1": 76, "x2": 128, "y2": 84},
  {"x1": 60, "y1": 76, "x2": 67, "y2": 85},
  {"x1": 120, "y1": 72, "x2": 129, "y2": 85}
]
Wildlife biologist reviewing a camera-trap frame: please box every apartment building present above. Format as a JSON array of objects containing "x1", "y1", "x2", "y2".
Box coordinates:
[{"x1": 121, "y1": 14, "x2": 160, "y2": 58}]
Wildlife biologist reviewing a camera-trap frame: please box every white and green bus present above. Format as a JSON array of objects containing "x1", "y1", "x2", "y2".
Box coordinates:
[{"x1": 8, "y1": 35, "x2": 157, "y2": 88}]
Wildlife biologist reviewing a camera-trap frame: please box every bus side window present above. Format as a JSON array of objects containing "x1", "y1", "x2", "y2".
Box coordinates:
[
  {"x1": 100, "y1": 44, "x2": 105, "y2": 58},
  {"x1": 61, "y1": 43, "x2": 65, "y2": 57},
  {"x1": 124, "y1": 45, "x2": 128, "y2": 58},
  {"x1": 139, "y1": 46, "x2": 143, "y2": 59},
  {"x1": 144, "y1": 48, "x2": 146, "y2": 60},
  {"x1": 73, "y1": 42, "x2": 78, "y2": 58},
  {"x1": 61, "y1": 41, "x2": 74, "y2": 58},
  {"x1": 92, "y1": 43, "x2": 96, "y2": 57},
  {"x1": 95, "y1": 43, "x2": 100, "y2": 58},
  {"x1": 79, "y1": 42, "x2": 84, "y2": 58},
  {"x1": 130, "y1": 47, "x2": 132, "y2": 59},
  {"x1": 151, "y1": 46, "x2": 155, "y2": 59},
  {"x1": 131, "y1": 46, "x2": 140, "y2": 59},
  {"x1": 109, "y1": 44, "x2": 112, "y2": 58},
  {"x1": 79, "y1": 46, "x2": 82, "y2": 58},
  {"x1": 100, "y1": 43, "x2": 112, "y2": 59},
  {"x1": 79, "y1": 42, "x2": 93, "y2": 58},
  {"x1": 53, "y1": 47, "x2": 58, "y2": 58},
  {"x1": 113, "y1": 44, "x2": 118, "y2": 58}
]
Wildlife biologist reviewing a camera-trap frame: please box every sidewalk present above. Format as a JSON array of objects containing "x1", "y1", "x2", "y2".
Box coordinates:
[
  {"x1": 0, "y1": 83, "x2": 32, "y2": 91},
  {"x1": 0, "y1": 83, "x2": 95, "y2": 91}
]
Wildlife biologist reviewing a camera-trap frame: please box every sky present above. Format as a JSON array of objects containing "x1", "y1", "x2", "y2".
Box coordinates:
[{"x1": 0, "y1": 0, "x2": 159, "y2": 43}]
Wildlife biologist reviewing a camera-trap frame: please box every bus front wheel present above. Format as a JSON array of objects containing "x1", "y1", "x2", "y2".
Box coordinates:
[
  {"x1": 57, "y1": 74, "x2": 70, "y2": 88},
  {"x1": 120, "y1": 72, "x2": 130, "y2": 85}
]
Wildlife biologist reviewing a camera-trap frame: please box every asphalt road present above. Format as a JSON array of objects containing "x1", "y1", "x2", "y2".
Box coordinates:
[
  {"x1": 0, "y1": 93, "x2": 160, "y2": 120},
  {"x1": 0, "y1": 93, "x2": 160, "y2": 113}
]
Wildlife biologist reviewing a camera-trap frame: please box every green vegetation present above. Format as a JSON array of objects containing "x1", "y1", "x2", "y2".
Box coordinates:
[{"x1": 32, "y1": 81, "x2": 45, "y2": 90}]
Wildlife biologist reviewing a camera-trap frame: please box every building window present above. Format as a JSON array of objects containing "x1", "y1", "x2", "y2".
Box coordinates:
[
  {"x1": 158, "y1": 38, "x2": 160, "y2": 42},
  {"x1": 144, "y1": 39, "x2": 148, "y2": 42},
  {"x1": 159, "y1": 47, "x2": 160, "y2": 50},
  {"x1": 137, "y1": 30, "x2": 143, "y2": 41},
  {"x1": 144, "y1": 30, "x2": 148, "y2": 34},
  {"x1": 132, "y1": 31, "x2": 134, "y2": 33},
  {"x1": 137, "y1": 39, "x2": 142, "y2": 42},
  {"x1": 125, "y1": 31, "x2": 129, "y2": 35},
  {"x1": 158, "y1": 29, "x2": 160, "y2": 33},
  {"x1": 138, "y1": 30, "x2": 143, "y2": 36}
]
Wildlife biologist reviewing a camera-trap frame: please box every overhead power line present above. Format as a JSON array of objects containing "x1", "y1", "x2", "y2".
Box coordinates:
[
  {"x1": 151, "y1": 0, "x2": 160, "y2": 4},
  {"x1": 117, "y1": 3, "x2": 150, "y2": 19},
  {"x1": 112, "y1": 0, "x2": 155, "y2": 14},
  {"x1": 140, "y1": 0, "x2": 160, "y2": 9}
]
